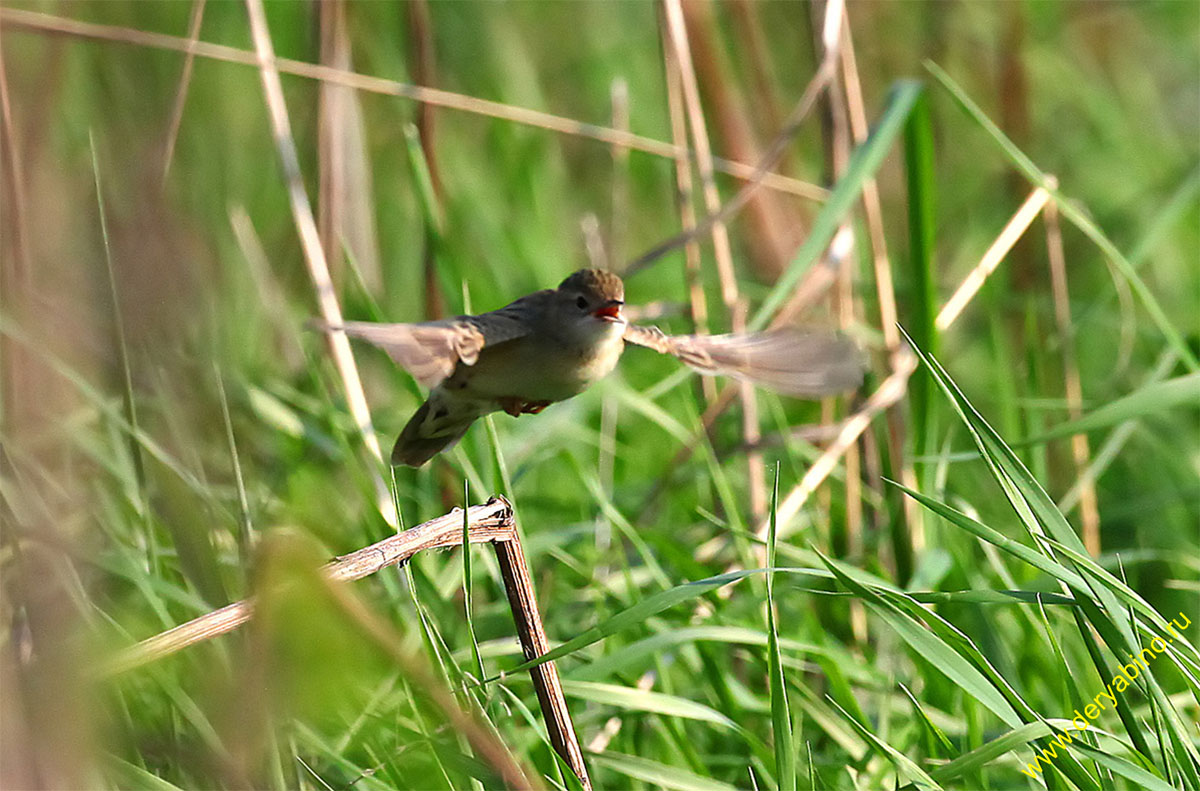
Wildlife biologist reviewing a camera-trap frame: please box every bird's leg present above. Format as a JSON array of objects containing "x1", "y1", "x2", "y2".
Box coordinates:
[
  {"x1": 497, "y1": 397, "x2": 552, "y2": 417},
  {"x1": 498, "y1": 396, "x2": 524, "y2": 417}
]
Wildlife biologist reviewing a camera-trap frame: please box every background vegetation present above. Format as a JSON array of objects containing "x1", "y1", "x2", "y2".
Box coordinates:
[{"x1": 1, "y1": 1, "x2": 1197, "y2": 789}]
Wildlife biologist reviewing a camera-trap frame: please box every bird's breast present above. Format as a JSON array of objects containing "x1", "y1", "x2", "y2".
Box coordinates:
[{"x1": 451, "y1": 329, "x2": 624, "y2": 404}]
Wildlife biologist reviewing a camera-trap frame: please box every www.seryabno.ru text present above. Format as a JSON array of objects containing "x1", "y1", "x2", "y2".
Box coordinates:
[{"x1": 1020, "y1": 610, "x2": 1192, "y2": 779}]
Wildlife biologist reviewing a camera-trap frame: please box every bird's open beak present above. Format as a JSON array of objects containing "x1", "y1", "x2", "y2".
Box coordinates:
[{"x1": 593, "y1": 300, "x2": 624, "y2": 321}]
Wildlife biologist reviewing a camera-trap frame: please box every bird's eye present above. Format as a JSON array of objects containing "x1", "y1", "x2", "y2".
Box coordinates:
[{"x1": 576, "y1": 296, "x2": 588, "y2": 310}]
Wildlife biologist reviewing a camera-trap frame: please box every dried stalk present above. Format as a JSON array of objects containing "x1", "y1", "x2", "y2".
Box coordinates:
[
  {"x1": 407, "y1": 0, "x2": 444, "y2": 319},
  {"x1": 680, "y1": 0, "x2": 796, "y2": 280},
  {"x1": 838, "y1": 11, "x2": 921, "y2": 562},
  {"x1": 662, "y1": 0, "x2": 765, "y2": 519},
  {"x1": 627, "y1": 0, "x2": 843, "y2": 274},
  {"x1": 609, "y1": 77, "x2": 630, "y2": 268},
  {"x1": 937, "y1": 186, "x2": 1051, "y2": 331},
  {"x1": 1043, "y1": 182, "x2": 1100, "y2": 554},
  {"x1": 818, "y1": 11, "x2": 864, "y2": 589},
  {"x1": 317, "y1": 0, "x2": 349, "y2": 282},
  {"x1": 0, "y1": 29, "x2": 30, "y2": 284},
  {"x1": 0, "y1": 6, "x2": 826, "y2": 202},
  {"x1": 99, "y1": 496, "x2": 591, "y2": 789},
  {"x1": 243, "y1": 0, "x2": 397, "y2": 528},
  {"x1": 160, "y1": 0, "x2": 206, "y2": 184},
  {"x1": 662, "y1": 36, "x2": 713, "y2": 401},
  {"x1": 494, "y1": 531, "x2": 591, "y2": 789},
  {"x1": 100, "y1": 499, "x2": 513, "y2": 676}
]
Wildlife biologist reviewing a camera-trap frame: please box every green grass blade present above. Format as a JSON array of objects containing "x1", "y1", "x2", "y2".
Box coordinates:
[
  {"x1": 1070, "y1": 741, "x2": 1181, "y2": 791},
  {"x1": 898, "y1": 683, "x2": 955, "y2": 758},
  {"x1": 461, "y1": 482, "x2": 486, "y2": 687},
  {"x1": 90, "y1": 133, "x2": 148, "y2": 518},
  {"x1": 815, "y1": 549, "x2": 1022, "y2": 729},
  {"x1": 902, "y1": 326, "x2": 1200, "y2": 787},
  {"x1": 480, "y1": 568, "x2": 761, "y2": 682},
  {"x1": 560, "y1": 680, "x2": 738, "y2": 731},
  {"x1": 765, "y1": 468, "x2": 794, "y2": 791},
  {"x1": 588, "y1": 752, "x2": 739, "y2": 791},
  {"x1": 825, "y1": 696, "x2": 942, "y2": 790},
  {"x1": 1020, "y1": 373, "x2": 1200, "y2": 444},
  {"x1": 903, "y1": 89, "x2": 939, "y2": 469}
]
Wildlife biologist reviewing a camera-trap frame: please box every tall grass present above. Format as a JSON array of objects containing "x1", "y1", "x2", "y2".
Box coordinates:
[{"x1": 1, "y1": 2, "x2": 1197, "y2": 790}]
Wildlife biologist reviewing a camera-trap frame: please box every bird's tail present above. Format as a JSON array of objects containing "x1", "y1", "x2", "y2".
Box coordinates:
[{"x1": 391, "y1": 394, "x2": 482, "y2": 467}]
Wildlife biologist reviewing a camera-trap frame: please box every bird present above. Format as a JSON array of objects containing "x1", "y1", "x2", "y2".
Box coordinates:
[{"x1": 315, "y1": 269, "x2": 862, "y2": 466}]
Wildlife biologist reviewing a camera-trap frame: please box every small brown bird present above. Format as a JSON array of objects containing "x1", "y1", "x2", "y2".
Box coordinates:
[{"x1": 318, "y1": 269, "x2": 861, "y2": 466}]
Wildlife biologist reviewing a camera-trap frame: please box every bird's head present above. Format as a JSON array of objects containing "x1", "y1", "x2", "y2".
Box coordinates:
[{"x1": 553, "y1": 269, "x2": 626, "y2": 339}]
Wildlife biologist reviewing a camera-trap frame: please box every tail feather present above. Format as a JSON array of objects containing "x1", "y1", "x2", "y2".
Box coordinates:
[{"x1": 391, "y1": 396, "x2": 481, "y2": 467}]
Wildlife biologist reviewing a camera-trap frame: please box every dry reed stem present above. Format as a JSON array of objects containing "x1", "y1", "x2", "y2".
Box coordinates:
[
  {"x1": 727, "y1": 0, "x2": 786, "y2": 160},
  {"x1": 937, "y1": 186, "x2": 1052, "y2": 331},
  {"x1": 662, "y1": 0, "x2": 766, "y2": 519},
  {"x1": 98, "y1": 497, "x2": 590, "y2": 788},
  {"x1": 820, "y1": 19, "x2": 864, "y2": 630},
  {"x1": 610, "y1": 78, "x2": 630, "y2": 267},
  {"x1": 0, "y1": 6, "x2": 826, "y2": 203},
  {"x1": 99, "y1": 499, "x2": 513, "y2": 677},
  {"x1": 494, "y1": 529, "x2": 592, "y2": 789},
  {"x1": 1043, "y1": 182, "x2": 1100, "y2": 554},
  {"x1": 407, "y1": 0, "x2": 444, "y2": 320},
  {"x1": 839, "y1": 11, "x2": 920, "y2": 559},
  {"x1": 680, "y1": 0, "x2": 796, "y2": 280},
  {"x1": 838, "y1": 17, "x2": 897, "y2": 352},
  {"x1": 0, "y1": 29, "x2": 29, "y2": 284},
  {"x1": 243, "y1": 0, "x2": 397, "y2": 528},
  {"x1": 661, "y1": 0, "x2": 738, "y2": 311},
  {"x1": 159, "y1": 0, "x2": 205, "y2": 185},
  {"x1": 662, "y1": 36, "x2": 714, "y2": 401},
  {"x1": 317, "y1": 0, "x2": 348, "y2": 282},
  {"x1": 626, "y1": 2, "x2": 840, "y2": 275}
]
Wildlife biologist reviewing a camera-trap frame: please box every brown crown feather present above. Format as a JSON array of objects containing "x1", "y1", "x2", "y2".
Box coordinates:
[{"x1": 557, "y1": 269, "x2": 624, "y2": 301}]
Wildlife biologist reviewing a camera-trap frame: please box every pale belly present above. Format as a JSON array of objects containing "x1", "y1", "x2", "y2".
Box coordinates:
[{"x1": 447, "y1": 331, "x2": 624, "y2": 405}]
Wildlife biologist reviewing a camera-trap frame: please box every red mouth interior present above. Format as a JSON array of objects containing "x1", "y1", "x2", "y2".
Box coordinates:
[{"x1": 593, "y1": 304, "x2": 622, "y2": 320}]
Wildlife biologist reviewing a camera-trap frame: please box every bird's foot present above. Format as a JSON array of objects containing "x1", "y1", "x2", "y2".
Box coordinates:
[{"x1": 498, "y1": 397, "x2": 551, "y2": 417}]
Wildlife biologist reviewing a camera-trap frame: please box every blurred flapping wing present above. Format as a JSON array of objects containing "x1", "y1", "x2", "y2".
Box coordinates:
[
  {"x1": 314, "y1": 297, "x2": 537, "y2": 388},
  {"x1": 623, "y1": 324, "x2": 862, "y2": 397}
]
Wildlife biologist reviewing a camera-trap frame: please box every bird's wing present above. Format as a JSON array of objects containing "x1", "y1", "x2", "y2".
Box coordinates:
[
  {"x1": 315, "y1": 294, "x2": 543, "y2": 389},
  {"x1": 623, "y1": 324, "x2": 863, "y2": 397}
]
